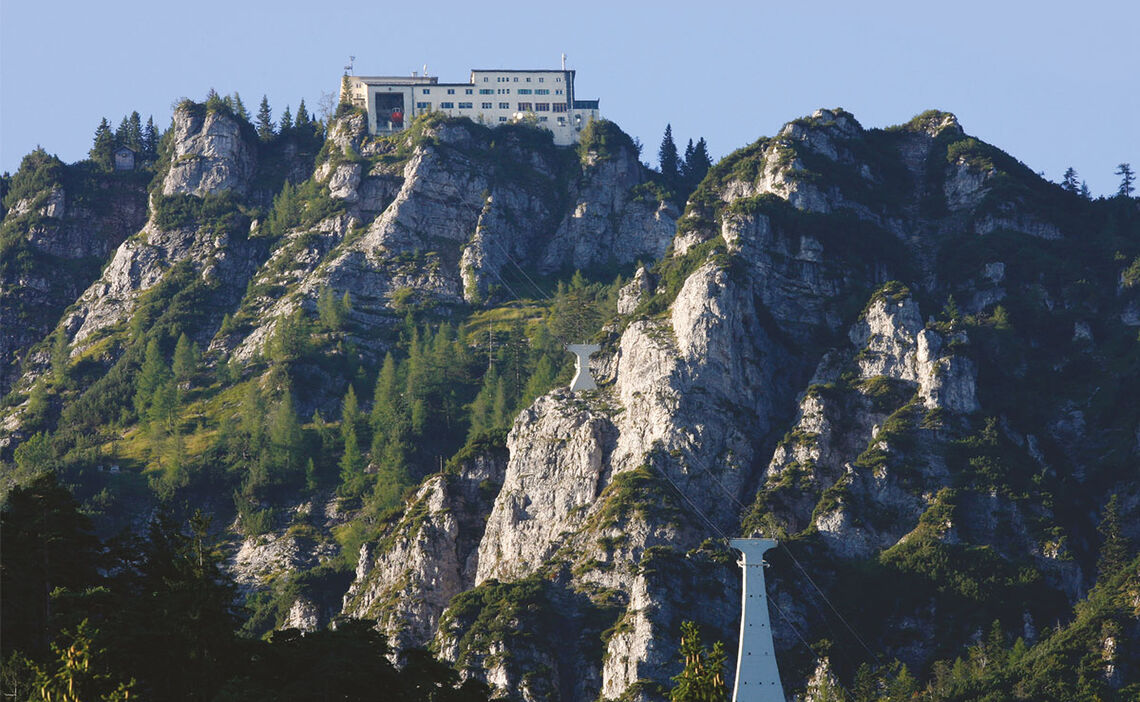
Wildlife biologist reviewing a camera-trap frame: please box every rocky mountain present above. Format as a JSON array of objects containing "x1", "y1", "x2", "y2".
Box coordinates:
[{"x1": 2, "y1": 100, "x2": 1138, "y2": 701}]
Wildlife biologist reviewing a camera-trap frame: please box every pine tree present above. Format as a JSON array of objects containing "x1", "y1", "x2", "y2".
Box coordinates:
[
  {"x1": 658, "y1": 124, "x2": 680, "y2": 189},
  {"x1": 1115, "y1": 163, "x2": 1135, "y2": 198},
  {"x1": 279, "y1": 105, "x2": 293, "y2": 132},
  {"x1": 256, "y1": 95, "x2": 275, "y2": 141},
  {"x1": 142, "y1": 116, "x2": 159, "y2": 156},
  {"x1": 115, "y1": 116, "x2": 131, "y2": 146},
  {"x1": 50, "y1": 328, "x2": 70, "y2": 385},
  {"x1": 688, "y1": 138, "x2": 712, "y2": 186},
  {"x1": 338, "y1": 424, "x2": 366, "y2": 497},
  {"x1": 90, "y1": 118, "x2": 114, "y2": 171},
  {"x1": 127, "y1": 111, "x2": 143, "y2": 150},
  {"x1": 135, "y1": 337, "x2": 171, "y2": 418},
  {"x1": 267, "y1": 391, "x2": 304, "y2": 480},
  {"x1": 1061, "y1": 166, "x2": 1080, "y2": 192},
  {"x1": 231, "y1": 93, "x2": 249, "y2": 121},
  {"x1": 1097, "y1": 494, "x2": 1130, "y2": 579},
  {"x1": 171, "y1": 333, "x2": 200, "y2": 385},
  {"x1": 669, "y1": 621, "x2": 728, "y2": 702}
]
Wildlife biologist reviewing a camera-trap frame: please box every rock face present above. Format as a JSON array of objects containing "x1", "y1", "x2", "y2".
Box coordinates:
[
  {"x1": 0, "y1": 171, "x2": 147, "y2": 395},
  {"x1": 162, "y1": 105, "x2": 257, "y2": 196}
]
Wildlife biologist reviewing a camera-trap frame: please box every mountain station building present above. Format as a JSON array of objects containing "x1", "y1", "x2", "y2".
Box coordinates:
[{"x1": 342, "y1": 68, "x2": 600, "y2": 146}]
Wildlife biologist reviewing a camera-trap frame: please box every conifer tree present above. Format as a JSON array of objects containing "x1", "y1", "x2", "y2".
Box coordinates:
[
  {"x1": 296, "y1": 99, "x2": 310, "y2": 128},
  {"x1": 232, "y1": 93, "x2": 249, "y2": 121},
  {"x1": 1116, "y1": 162, "x2": 1135, "y2": 198},
  {"x1": 1097, "y1": 494, "x2": 1131, "y2": 579},
  {"x1": 1061, "y1": 166, "x2": 1080, "y2": 192},
  {"x1": 256, "y1": 95, "x2": 275, "y2": 141},
  {"x1": 669, "y1": 621, "x2": 728, "y2": 702},
  {"x1": 142, "y1": 116, "x2": 159, "y2": 156},
  {"x1": 172, "y1": 333, "x2": 200, "y2": 385},
  {"x1": 127, "y1": 111, "x2": 143, "y2": 149},
  {"x1": 338, "y1": 423, "x2": 366, "y2": 497},
  {"x1": 135, "y1": 337, "x2": 171, "y2": 418},
  {"x1": 686, "y1": 137, "x2": 712, "y2": 190},
  {"x1": 1079, "y1": 181, "x2": 1092, "y2": 200},
  {"x1": 658, "y1": 124, "x2": 680, "y2": 189},
  {"x1": 50, "y1": 328, "x2": 70, "y2": 385},
  {"x1": 90, "y1": 118, "x2": 114, "y2": 171},
  {"x1": 267, "y1": 391, "x2": 304, "y2": 480},
  {"x1": 115, "y1": 116, "x2": 131, "y2": 146},
  {"x1": 279, "y1": 105, "x2": 293, "y2": 132},
  {"x1": 341, "y1": 385, "x2": 360, "y2": 438}
]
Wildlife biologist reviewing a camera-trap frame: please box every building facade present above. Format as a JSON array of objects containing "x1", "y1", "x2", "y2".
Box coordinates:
[{"x1": 342, "y1": 68, "x2": 599, "y2": 146}]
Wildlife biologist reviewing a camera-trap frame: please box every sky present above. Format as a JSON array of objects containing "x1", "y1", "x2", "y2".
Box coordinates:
[{"x1": 2, "y1": 0, "x2": 1137, "y2": 196}]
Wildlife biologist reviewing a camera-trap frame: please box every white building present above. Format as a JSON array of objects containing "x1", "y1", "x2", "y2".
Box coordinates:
[{"x1": 342, "y1": 68, "x2": 600, "y2": 146}]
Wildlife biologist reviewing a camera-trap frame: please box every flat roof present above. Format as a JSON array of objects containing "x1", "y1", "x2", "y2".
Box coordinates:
[
  {"x1": 352, "y1": 75, "x2": 438, "y2": 85},
  {"x1": 470, "y1": 68, "x2": 574, "y2": 74}
]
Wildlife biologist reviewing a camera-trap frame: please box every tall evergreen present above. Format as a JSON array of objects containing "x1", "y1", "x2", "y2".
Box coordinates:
[
  {"x1": 231, "y1": 93, "x2": 249, "y2": 121},
  {"x1": 1061, "y1": 166, "x2": 1079, "y2": 192},
  {"x1": 256, "y1": 95, "x2": 275, "y2": 141},
  {"x1": 295, "y1": 99, "x2": 310, "y2": 128},
  {"x1": 142, "y1": 116, "x2": 159, "y2": 156},
  {"x1": 135, "y1": 337, "x2": 171, "y2": 419},
  {"x1": 686, "y1": 137, "x2": 712, "y2": 190},
  {"x1": 90, "y1": 117, "x2": 114, "y2": 171},
  {"x1": 279, "y1": 105, "x2": 293, "y2": 132},
  {"x1": 1116, "y1": 162, "x2": 1135, "y2": 198},
  {"x1": 658, "y1": 124, "x2": 680, "y2": 189},
  {"x1": 127, "y1": 111, "x2": 143, "y2": 149}
]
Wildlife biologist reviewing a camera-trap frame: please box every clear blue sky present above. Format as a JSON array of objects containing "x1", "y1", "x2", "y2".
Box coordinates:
[{"x1": 2, "y1": 0, "x2": 1137, "y2": 196}]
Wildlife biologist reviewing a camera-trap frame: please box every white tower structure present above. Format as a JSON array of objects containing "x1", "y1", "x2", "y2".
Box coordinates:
[
  {"x1": 566, "y1": 344, "x2": 600, "y2": 392},
  {"x1": 730, "y1": 538, "x2": 786, "y2": 702}
]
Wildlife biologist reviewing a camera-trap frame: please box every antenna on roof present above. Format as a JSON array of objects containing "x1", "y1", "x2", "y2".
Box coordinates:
[
  {"x1": 344, "y1": 55, "x2": 355, "y2": 75},
  {"x1": 561, "y1": 53, "x2": 567, "y2": 70}
]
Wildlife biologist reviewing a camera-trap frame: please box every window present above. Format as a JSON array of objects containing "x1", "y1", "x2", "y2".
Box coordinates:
[
  {"x1": 447, "y1": 88, "x2": 455, "y2": 95},
  {"x1": 417, "y1": 102, "x2": 431, "y2": 109},
  {"x1": 498, "y1": 116, "x2": 507, "y2": 122},
  {"x1": 479, "y1": 89, "x2": 493, "y2": 94},
  {"x1": 422, "y1": 88, "x2": 431, "y2": 94},
  {"x1": 499, "y1": 102, "x2": 510, "y2": 109},
  {"x1": 526, "y1": 77, "x2": 531, "y2": 82},
  {"x1": 481, "y1": 102, "x2": 492, "y2": 109},
  {"x1": 555, "y1": 89, "x2": 563, "y2": 95},
  {"x1": 552, "y1": 103, "x2": 567, "y2": 113},
  {"x1": 556, "y1": 77, "x2": 562, "y2": 82},
  {"x1": 539, "y1": 116, "x2": 548, "y2": 121},
  {"x1": 518, "y1": 89, "x2": 532, "y2": 95},
  {"x1": 483, "y1": 77, "x2": 489, "y2": 82},
  {"x1": 517, "y1": 102, "x2": 532, "y2": 111},
  {"x1": 535, "y1": 89, "x2": 550, "y2": 95},
  {"x1": 458, "y1": 102, "x2": 473, "y2": 109},
  {"x1": 513, "y1": 77, "x2": 518, "y2": 82},
  {"x1": 557, "y1": 116, "x2": 566, "y2": 125},
  {"x1": 440, "y1": 102, "x2": 454, "y2": 108},
  {"x1": 535, "y1": 103, "x2": 549, "y2": 111},
  {"x1": 465, "y1": 89, "x2": 473, "y2": 94},
  {"x1": 539, "y1": 77, "x2": 544, "y2": 82}
]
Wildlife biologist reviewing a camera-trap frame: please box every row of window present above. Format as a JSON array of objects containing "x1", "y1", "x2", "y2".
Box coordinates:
[
  {"x1": 416, "y1": 102, "x2": 570, "y2": 114},
  {"x1": 424, "y1": 86, "x2": 562, "y2": 96},
  {"x1": 486, "y1": 75, "x2": 561, "y2": 83}
]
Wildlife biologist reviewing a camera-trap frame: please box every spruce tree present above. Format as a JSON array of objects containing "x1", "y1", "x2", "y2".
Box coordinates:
[
  {"x1": 686, "y1": 138, "x2": 712, "y2": 190},
  {"x1": 115, "y1": 116, "x2": 131, "y2": 146},
  {"x1": 295, "y1": 99, "x2": 310, "y2": 128},
  {"x1": 1061, "y1": 166, "x2": 1080, "y2": 192},
  {"x1": 135, "y1": 337, "x2": 171, "y2": 419},
  {"x1": 669, "y1": 621, "x2": 728, "y2": 702},
  {"x1": 658, "y1": 124, "x2": 680, "y2": 189},
  {"x1": 127, "y1": 111, "x2": 143, "y2": 149},
  {"x1": 1116, "y1": 163, "x2": 1135, "y2": 198},
  {"x1": 171, "y1": 333, "x2": 200, "y2": 385},
  {"x1": 90, "y1": 118, "x2": 114, "y2": 171},
  {"x1": 142, "y1": 116, "x2": 159, "y2": 156},
  {"x1": 232, "y1": 93, "x2": 249, "y2": 121},
  {"x1": 279, "y1": 105, "x2": 293, "y2": 132},
  {"x1": 1097, "y1": 494, "x2": 1131, "y2": 579},
  {"x1": 256, "y1": 95, "x2": 275, "y2": 141}
]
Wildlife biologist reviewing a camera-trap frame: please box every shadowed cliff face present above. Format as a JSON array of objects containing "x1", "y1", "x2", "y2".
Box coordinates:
[{"x1": 2, "y1": 105, "x2": 1138, "y2": 700}]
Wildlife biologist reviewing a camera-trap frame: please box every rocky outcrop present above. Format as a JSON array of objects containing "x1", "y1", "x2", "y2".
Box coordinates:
[
  {"x1": 162, "y1": 104, "x2": 257, "y2": 196},
  {"x1": 342, "y1": 449, "x2": 506, "y2": 651},
  {"x1": 0, "y1": 173, "x2": 147, "y2": 395}
]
